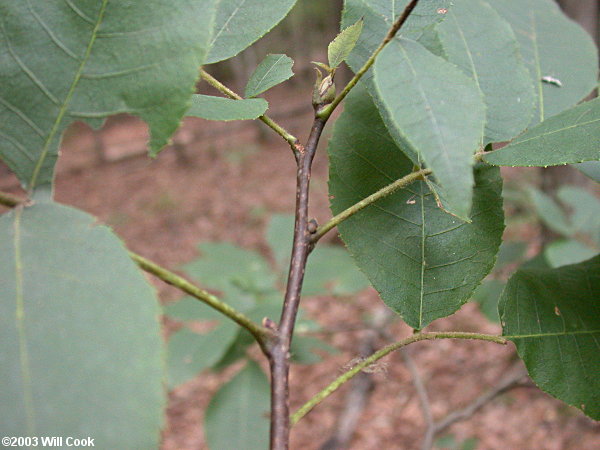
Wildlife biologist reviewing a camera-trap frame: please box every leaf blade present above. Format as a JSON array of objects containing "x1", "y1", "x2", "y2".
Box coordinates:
[
  {"x1": 328, "y1": 19, "x2": 364, "y2": 69},
  {"x1": 205, "y1": 361, "x2": 270, "y2": 449},
  {"x1": 0, "y1": 202, "x2": 164, "y2": 445},
  {"x1": 187, "y1": 95, "x2": 268, "y2": 121},
  {"x1": 328, "y1": 86, "x2": 504, "y2": 329},
  {"x1": 167, "y1": 324, "x2": 238, "y2": 389},
  {"x1": 244, "y1": 54, "x2": 294, "y2": 98},
  {"x1": 484, "y1": 98, "x2": 600, "y2": 167},
  {"x1": 373, "y1": 38, "x2": 486, "y2": 219},
  {"x1": 207, "y1": 0, "x2": 297, "y2": 64},
  {"x1": 342, "y1": 0, "x2": 452, "y2": 74},
  {"x1": 485, "y1": 0, "x2": 598, "y2": 126},
  {"x1": 0, "y1": 1, "x2": 217, "y2": 190},
  {"x1": 436, "y1": 0, "x2": 535, "y2": 143},
  {"x1": 500, "y1": 255, "x2": 600, "y2": 420}
]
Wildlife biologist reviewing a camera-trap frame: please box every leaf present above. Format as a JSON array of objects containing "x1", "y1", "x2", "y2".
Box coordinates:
[
  {"x1": 182, "y1": 242, "x2": 277, "y2": 301},
  {"x1": 436, "y1": 0, "x2": 535, "y2": 144},
  {"x1": 290, "y1": 336, "x2": 338, "y2": 365},
  {"x1": 328, "y1": 86, "x2": 504, "y2": 329},
  {"x1": 167, "y1": 324, "x2": 238, "y2": 389},
  {"x1": 0, "y1": 1, "x2": 217, "y2": 191},
  {"x1": 328, "y1": 19, "x2": 364, "y2": 69},
  {"x1": 341, "y1": 2, "x2": 452, "y2": 170},
  {"x1": 266, "y1": 214, "x2": 295, "y2": 271},
  {"x1": 205, "y1": 361, "x2": 270, "y2": 449},
  {"x1": 527, "y1": 187, "x2": 573, "y2": 236},
  {"x1": 206, "y1": 0, "x2": 297, "y2": 64},
  {"x1": 495, "y1": 241, "x2": 528, "y2": 270},
  {"x1": 0, "y1": 201, "x2": 164, "y2": 446},
  {"x1": 164, "y1": 295, "x2": 226, "y2": 322},
  {"x1": 484, "y1": 98, "x2": 600, "y2": 167},
  {"x1": 341, "y1": 0, "x2": 452, "y2": 74},
  {"x1": 557, "y1": 186, "x2": 600, "y2": 244},
  {"x1": 500, "y1": 255, "x2": 600, "y2": 420},
  {"x1": 485, "y1": 0, "x2": 598, "y2": 126},
  {"x1": 471, "y1": 279, "x2": 503, "y2": 323},
  {"x1": 265, "y1": 214, "x2": 370, "y2": 296},
  {"x1": 304, "y1": 247, "x2": 370, "y2": 297},
  {"x1": 244, "y1": 54, "x2": 294, "y2": 98},
  {"x1": 373, "y1": 38, "x2": 486, "y2": 219},
  {"x1": 574, "y1": 161, "x2": 600, "y2": 183},
  {"x1": 544, "y1": 240, "x2": 598, "y2": 268},
  {"x1": 212, "y1": 329, "x2": 255, "y2": 371},
  {"x1": 186, "y1": 95, "x2": 268, "y2": 121}
]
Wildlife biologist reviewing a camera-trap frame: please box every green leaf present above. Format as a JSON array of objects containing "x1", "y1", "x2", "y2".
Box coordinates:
[
  {"x1": 574, "y1": 161, "x2": 600, "y2": 183},
  {"x1": 0, "y1": 201, "x2": 164, "y2": 446},
  {"x1": 373, "y1": 38, "x2": 486, "y2": 219},
  {"x1": 290, "y1": 336, "x2": 338, "y2": 365},
  {"x1": 182, "y1": 242, "x2": 277, "y2": 301},
  {"x1": 164, "y1": 296, "x2": 225, "y2": 322},
  {"x1": 544, "y1": 240, "x2": 598, "y2": 268},
  {"x1": 266, "y1": 214, "x2": 295, "y2": 271},
  {"x1": 212, "y1": 329, "x2": 255, "y2": 371},
  {"x1": 207, "y1": 0, "x2": 297, "y2": 64},
  {"x1": 186, "y1": 95, "x2": 268, "y2": 121},
  {"x1": 557, "y1": 186, "x2": 600, "y2": 244},
  {"x1": 266, "y1": 214, "x2": 369, "y2": 296},
  {"x1": 436, "y1": 0, "x2": 535, "y2": 144},
  {"x1": 527, "y1": 187, "x2": 573, "y2": 236},
  {"x1": 484, "y1": 98, "x2": 600, "y2": 167},
  {"x1": 328, "y1": 86, "x2": 504, "y2": 329},
  {"x1": 486, "y1": 0, "x2": 598, "y2": 126},
  {"x1": 167, "y1": 324, "x2": 238, "y2": 389},
  {"x1": 495, "y1": 241, "x2": 528, "y2": 270},
  {"x1": 418, "y1": 25, "x2": 447, "y2": 58},
  {"x1": 341, "y1": 0, "x2": 452, "y2": 74},
  {"x1": 205, "y1": 361, "x2": 270, "y2": 449},
  {"x1": 304, "y1": 247, "x2": 370, "y2": 297},
  {"x1": 341, "y1": 1, "x2": 451, "y2": 169},
  {"x1": 471, "y1": 279, "x2": 504, "y2": 323},
  {"x1": 244, "y1": 54, "x2": 294, "y2": 98},
  {"x1": 500, "y1": 255, "x2": 600, "y2": 420},
  {"x1": 0, "y1": 1, "x2": 217, "y2": 191},
  {"x1": 328, "y1": 19, "x2": 364, "y2": 69}
]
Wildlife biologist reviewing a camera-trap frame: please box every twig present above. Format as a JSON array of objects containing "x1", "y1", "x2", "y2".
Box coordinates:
[
  {"x1": 401, "y1": 349, "x2": 435, "y2": 450},
  {"x1": 318, "y1": 0, "x2": 422, "y2": 120},
  {"x1": 270, "y1": 2, "x2": 426, "y2": 447},
  {"x1": 311, "y1": 168, "x2": 431, "y2": 243},
  {"x1": 291, "y1": 332, "x2": 507, "y2": 426},
  {"x1": 269, "y1": 117, "x2": 326, "y2": 449},
  {"x1": 0, "y1": 190, "x2": 28, "y2": 208},
  {"x1": 129, "y1": 251, "x2": 274, "y2": 353},
  {"x1": 199, "y1": 70, "x2": 300, "y2": 152}
]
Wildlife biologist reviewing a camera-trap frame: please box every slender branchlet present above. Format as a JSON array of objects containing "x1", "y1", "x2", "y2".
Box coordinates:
[
  {"x1": 130, "y1": 252, "x2": 275, "y2": 354},
  {"x1": 291, "y1": 332, "x2": 507, "y2": 425},
  {"x1": 318, "y1": 0, "x2": 421, "y2": 120},
  {"x1": 199, "y1": 70, "x2": 300, "y2": 153}
]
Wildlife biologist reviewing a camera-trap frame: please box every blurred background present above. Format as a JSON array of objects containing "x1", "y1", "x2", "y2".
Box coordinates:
[{"x1": 1, "y1": 1, "x2": 599, "y2": 449}]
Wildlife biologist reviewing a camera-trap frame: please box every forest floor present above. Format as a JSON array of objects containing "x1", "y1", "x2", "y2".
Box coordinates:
[{"x1": 2, "y1": 84, "x2": 599, "y2": 450}]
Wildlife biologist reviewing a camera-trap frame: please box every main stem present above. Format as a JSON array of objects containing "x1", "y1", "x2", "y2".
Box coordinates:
[
  {"x1": 270, "y1": 118, "x2": 326, "y2": 450},
  {"x1": 268, "y1": 2, "x2": 422, "y2": 446}
]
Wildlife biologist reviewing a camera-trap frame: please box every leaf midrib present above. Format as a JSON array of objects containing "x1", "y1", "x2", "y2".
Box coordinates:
[
  {"x1": 511, "y1": 115, "x2": 600, "y2": 147},
  {"x1": 209, "y1": 0, "x2": 248, "y2": 49},
  {"x1": 13, "y1": 208, "x2": 36, "y2": 434},
  {"x1": 28, "y1": 0, "x2": 109, "y2": 191},
  {"x1": 508, "y1": 329, "x2": 600, "y2": 339},
  {"x1": 247, "y1": 54, "x2": 286, "y2": 97}
]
